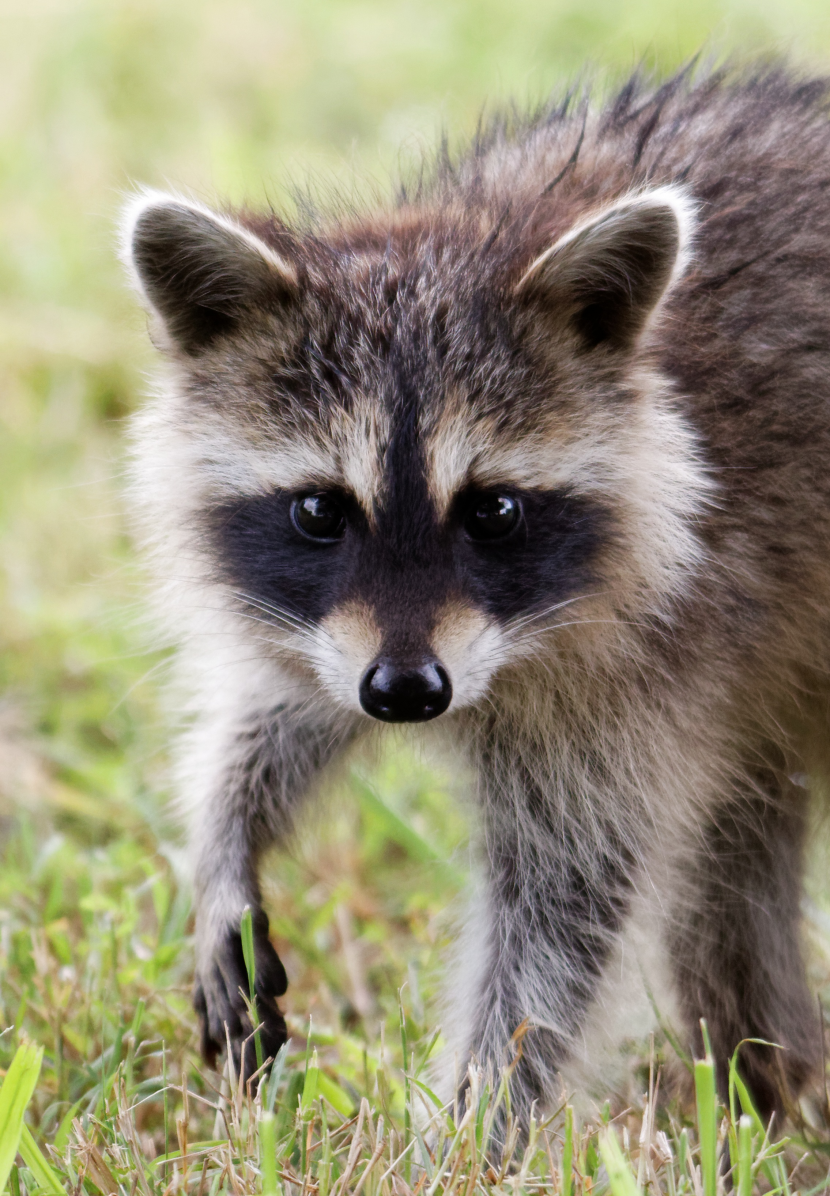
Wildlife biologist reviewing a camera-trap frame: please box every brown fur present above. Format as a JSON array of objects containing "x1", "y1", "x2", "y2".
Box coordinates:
[{"x1": 122, "y1": 64, "x2": 830, "y2": 1129}]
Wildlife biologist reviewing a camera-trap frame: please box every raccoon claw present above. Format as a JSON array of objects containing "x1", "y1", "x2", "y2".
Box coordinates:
[{"x1": 194, "y1": 909, "x2": 288, "y2": 1082}]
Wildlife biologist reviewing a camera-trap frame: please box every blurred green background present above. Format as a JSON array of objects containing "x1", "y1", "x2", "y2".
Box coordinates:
[
  {"x1": 6, "y1": 0, "x2": 830, "y2": 870},
  {"x1": 4, "y1": 0, "x2": 830, "y2": 1168}
]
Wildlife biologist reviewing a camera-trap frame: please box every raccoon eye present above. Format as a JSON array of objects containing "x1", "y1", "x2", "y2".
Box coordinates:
[
  {"x1": 291, "y1": 494, "x2": 346, "y2": 542},
  {"x1": 464, "y1": 494, "x2": 521, "y2": 541}
]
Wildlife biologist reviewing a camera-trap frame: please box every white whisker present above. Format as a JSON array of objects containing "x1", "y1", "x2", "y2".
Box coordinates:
[{"x1": 504, "y1": 591, "x2": 611, "y2": 635}]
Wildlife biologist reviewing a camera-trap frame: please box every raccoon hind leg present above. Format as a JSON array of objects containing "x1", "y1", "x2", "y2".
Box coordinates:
[{"x1": 670, "y1": 754, "x2": 821, "y2": 1122}]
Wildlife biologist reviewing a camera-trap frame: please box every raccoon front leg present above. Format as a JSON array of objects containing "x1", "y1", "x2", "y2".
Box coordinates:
[
  {"x1": 459, "y1": 805, "x2": 638, "y2": 1131},
  {"x1": 193, "y1": 904, "x2": 288, "y2": 1081},
  {"x1": 184, "y1": 701, "x2": 355, "y2": 1080},
  {"x1": 670, "y1": 760, "x2": 820, "y2": 1120}
]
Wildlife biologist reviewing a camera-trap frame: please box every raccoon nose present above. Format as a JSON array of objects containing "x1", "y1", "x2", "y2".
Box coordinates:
[{"x1": 359, "y1": 658, "x2": 452, "y2": 723}]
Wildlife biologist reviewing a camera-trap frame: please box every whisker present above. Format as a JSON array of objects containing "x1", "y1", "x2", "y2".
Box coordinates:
[
  {"x1": 230, "y1": 595, "x2": 325, "y2": 647},
  {"x1": 232, "y1": 591, "x2": 317, "y2": 633},
  {"x1": 509, "y1": 615, "x2": 663, "y2": 651},
  {"x1": 106, "y1": 656, "x2": 176, "y2": 717},
  {"x1": 503, "y1": 586, "x2": 672, "y2": 638},
  {"x1": 232, "y1": 609, "x2": 320, "y2": 646},
  {"x1": 504, "y1": 591, "x2": 610, "y2": 635}
]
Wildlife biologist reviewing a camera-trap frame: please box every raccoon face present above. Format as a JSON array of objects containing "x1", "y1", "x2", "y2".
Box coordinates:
[
  {"x1": 209, "y1": 470, "x2": 608, "y2": 720},
  {"x1": 124, "y1": 186, "x2": 695, "y2": 721}
]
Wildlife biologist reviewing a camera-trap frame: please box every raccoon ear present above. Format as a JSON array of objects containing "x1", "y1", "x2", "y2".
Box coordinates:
[
  {"x1": 515, "y1": 186, "x2": 694, "y2": 352},
  {"x1": 121, "y1": 190, "x2": 298, "y2": 355}
]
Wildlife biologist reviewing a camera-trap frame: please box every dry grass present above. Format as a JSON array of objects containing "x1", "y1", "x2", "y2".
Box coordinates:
[{"x1": 4, "y1": 1, "x2": 830, "y2": 1190}]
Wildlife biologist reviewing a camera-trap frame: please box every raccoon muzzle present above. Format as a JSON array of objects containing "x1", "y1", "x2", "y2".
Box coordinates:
[{"x1": 359, "y1": 657, "x2": 452, "y2": 722}]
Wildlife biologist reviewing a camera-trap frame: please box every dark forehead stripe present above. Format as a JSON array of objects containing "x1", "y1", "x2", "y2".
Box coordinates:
[
  {"x1": 205, "y1": 270, "x2": 614, "y2": 650},
  {"x1": 345, "y1": 313, "x2": 456, "y2": 652},
  {"x1": 379, "y1": 323, "x2": 440, "y2": 553}
]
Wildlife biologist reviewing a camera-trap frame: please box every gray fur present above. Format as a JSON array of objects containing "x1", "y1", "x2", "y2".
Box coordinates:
[{"x1": 122, "y1": 65, "x2": 830, "y2": 1128}]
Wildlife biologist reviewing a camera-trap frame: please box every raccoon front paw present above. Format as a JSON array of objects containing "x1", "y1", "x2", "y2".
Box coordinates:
[{"x1": 193, "y1": 908, "x2": 288, "y2": 1083}]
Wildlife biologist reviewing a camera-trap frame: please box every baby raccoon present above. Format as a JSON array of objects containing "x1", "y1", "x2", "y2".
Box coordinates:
[{"x1": 122, "y1": 65, "x2": 830, "y2": 1126}]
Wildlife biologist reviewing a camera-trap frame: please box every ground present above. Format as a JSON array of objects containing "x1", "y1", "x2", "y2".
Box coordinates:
[{"x1": 4, "y1": 1, "x2": 830, "y2": 1190}]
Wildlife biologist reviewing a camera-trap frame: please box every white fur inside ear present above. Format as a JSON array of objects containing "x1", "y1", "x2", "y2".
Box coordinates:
[
  {"x1": 119, "y1": 187, "x2": 299, "y2": 354},
  {"x1": 514, "y1": 184, "x2": 696, "y2": 354},
  {"x1": 119, "y1": 186, "x2": 297, "y2": 301},
  {"x1": 518, "y1": 185, "x2": 696, "y2": 294}
]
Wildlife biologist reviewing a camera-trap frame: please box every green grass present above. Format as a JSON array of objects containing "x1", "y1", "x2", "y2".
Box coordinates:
[{"x1": 5, "y1": 0, "x2": 830, "y2": 1190}]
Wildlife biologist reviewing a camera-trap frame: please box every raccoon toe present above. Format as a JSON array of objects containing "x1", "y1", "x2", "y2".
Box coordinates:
[
  {"x1": 222, "y1": 952, "x2": 288, "y2": 1083},
  {"x1": 229, "y1": 997, "x2": 288, "y2": 1083},
  {"x1": 194, "y1": 914, "x2": 289, "y2": 1079},
  {"x1": 193, "y1": 980, "x2": 214, "y2": 1065},
  {"x1": 193, "y1": 965, "x2": 244, "y2": 1068}
]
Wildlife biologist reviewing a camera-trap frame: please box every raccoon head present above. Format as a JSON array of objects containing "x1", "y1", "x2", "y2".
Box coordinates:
[{"x1": 123, "y1": 185, "x2": 700, "y2": 722}]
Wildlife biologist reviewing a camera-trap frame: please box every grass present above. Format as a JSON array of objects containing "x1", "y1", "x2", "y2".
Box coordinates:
[{"x1": 5, "y1": 0, "x2": 830, "y2": 1190}]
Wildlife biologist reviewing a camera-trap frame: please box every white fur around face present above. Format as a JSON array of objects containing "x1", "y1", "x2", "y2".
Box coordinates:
[
  {"x1": 299, "y1": 600, "x2": 510, "y2": 714},
  {"x1": 125, "y1": 183, "x2": 710, "y2": 732},
  {"x1": 311, "y1": 603, "x2": 383, "y2": 711},
  {"x1": 431, "y1": 604, "x2": 510, "y2": 709},
  {"x1": 129, "y1": 356, "x2": 712, "y2": 725}
]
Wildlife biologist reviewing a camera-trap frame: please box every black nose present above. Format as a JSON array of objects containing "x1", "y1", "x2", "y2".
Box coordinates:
[{"x1": 359, "y1": 658, "x2": 452, "y2": 722}]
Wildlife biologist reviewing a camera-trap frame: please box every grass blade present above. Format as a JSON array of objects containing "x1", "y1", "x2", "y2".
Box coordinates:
[
  {"x1": 400, "y1": 990, "x2": 411, "y2": 1186},
  {"x1": 694, "y1": 1021, "x2": 718, "y2": 1196},
  {"x1": 17, "y1": 1125, "x2": 64, "y2": 1195},
  {"x1": 0, "y1": 1041, "x2": 44, "y2": 1191},
  {"x1": 599, "y1": 1127, "x2": 641, "y2": 1196},
  {"x1": 260, "y1": 1111, "x2": 279, "y2": 1196},
  {"x1": 265, "y1": 1042, "x2": 290, "y2": 1114},
  {"x1": 240, "y1": 906, "x2": 264, "y2": 1073},
  {"x1": 301, "y1": 1050, "x2": 320, "y2": 1113},
  {"x1": 353, "y1": 778, "x2": 463, "y2": 882},
  {"x1": 736, "y1": 1114, "x2": 753, "y2": 1196},
  {"x1": 562, "y1": 1104, "x2": 575, "y2": 1196},
  {"x1": 316, "y1": 1072, "x2": 353, "y2": 1117}
]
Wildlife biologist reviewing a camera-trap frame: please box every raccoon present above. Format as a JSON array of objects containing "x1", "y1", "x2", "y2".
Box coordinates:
[{"x1": 122, "y1": 65, "x2": 830, "y2": 1126}]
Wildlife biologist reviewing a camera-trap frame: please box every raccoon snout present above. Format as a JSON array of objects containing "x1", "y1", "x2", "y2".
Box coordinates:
[{"x1": 359, "y1": 658, "x2": 452, "y2": 723}]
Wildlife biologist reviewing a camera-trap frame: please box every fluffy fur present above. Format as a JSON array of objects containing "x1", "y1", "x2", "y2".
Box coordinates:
[{"x1": 122, "y1": 64, "x2": 830, "y2": 1128}]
